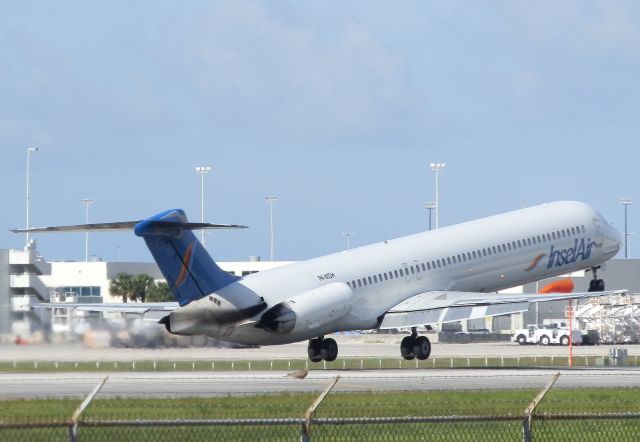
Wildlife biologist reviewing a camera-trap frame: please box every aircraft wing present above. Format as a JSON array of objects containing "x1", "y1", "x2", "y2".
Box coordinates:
[
  {"x1": 379, "y1": 289, "x2": 628, "y2": 329},
  {"x1": 35, "y1": 302, "x2": 179, "y2": 321}
]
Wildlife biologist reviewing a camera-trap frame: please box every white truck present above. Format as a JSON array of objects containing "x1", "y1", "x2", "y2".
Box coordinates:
[{"x1": 513, "y1": 324, "x2": 583, "y2": 346}]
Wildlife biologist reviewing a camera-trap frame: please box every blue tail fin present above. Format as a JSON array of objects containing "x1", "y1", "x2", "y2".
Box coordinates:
[{"x1": 134, "y1": 209, "x2": 239, "y2": 306}]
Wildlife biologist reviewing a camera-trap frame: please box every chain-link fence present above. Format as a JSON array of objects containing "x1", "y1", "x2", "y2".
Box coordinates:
[
  {"x1": 3, "y1": 414, "x2": 640, "y2": 441},
  {"x1": 2, "y1": 374, "x2": 640, "y2": 441}
]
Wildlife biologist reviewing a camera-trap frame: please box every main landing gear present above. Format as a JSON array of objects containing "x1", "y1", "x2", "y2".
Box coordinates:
[
  {"x1": 400, "y1": 327, "x2": 431, "y2": 360},
  {"x1": 308, "y1": 336, "x2": 338, "y2": 362},
  {"x1": 587, "y1": 266, "x2": 605, "y2": 292}
]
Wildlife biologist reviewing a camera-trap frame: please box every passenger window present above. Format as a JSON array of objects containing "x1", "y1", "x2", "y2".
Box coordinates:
[
  {"x1": 472, "y1": 251, "x2": 477, "y2": 259},
  {"x1": 421, "y1": 263, "x2": 426, "y2": 271},
  {"x1": 373, "y1": 275, "x2": 378, "y2": 283},
  {"x1": 394, "y1": 270, "x2": 399, "y2": 278},
  {"x1": 437, "y1": 260, "x2": 441, "y2": 267},
  {"x1": 426, "y1": 262, "x2": 431, "y2": 270}
]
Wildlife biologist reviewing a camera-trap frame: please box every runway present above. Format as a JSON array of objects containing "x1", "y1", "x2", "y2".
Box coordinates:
[
  {"x1": 1, "y1": 339, "x2": 638, "y2": 362},
  {"x1": 2, "y1": 368, "x2": 640, "y2": 399}
]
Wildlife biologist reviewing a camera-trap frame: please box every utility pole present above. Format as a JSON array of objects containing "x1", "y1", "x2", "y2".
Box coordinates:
[
  {"x1": 265, "y1": 196, "x2": 277, "y2": 261},
  {"x1": 80, "y1": 199, "x2": 94, "y2": 261},
  {"x1": 620, "y1": 198, "x2": 632, "y2": 258},
  {"x1": 195, "y1": 166, "x2": 212, "y2": 244},
  {"x1": 430, "y1": 163, "x2": 446, "y2": 229},
  {"x1": 423, "y1": 202, "x2": 435, "y2": 231},
  {"x1": 342, "y1": 232, "x2": 354, "y2": 251},
  {"x1": 25, "y1": 147, "x2": 39, "y2": 245}
]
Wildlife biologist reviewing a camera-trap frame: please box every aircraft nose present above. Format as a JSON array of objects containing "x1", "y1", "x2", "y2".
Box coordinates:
[{"x1": 602, "y1": 221, "x2": 623, "y2": 256}]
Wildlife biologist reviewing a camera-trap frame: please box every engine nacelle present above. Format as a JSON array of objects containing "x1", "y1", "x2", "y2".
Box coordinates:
[
  {"x1": 257, "y1": 282, "x2": 354, "y2": 334},
  {"x1": 159, "y1": 294, "x2": 267, "y2": 337}
]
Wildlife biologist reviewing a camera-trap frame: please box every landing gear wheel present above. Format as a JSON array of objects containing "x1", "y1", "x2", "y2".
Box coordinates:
[
  {"x1": 321, "y1": 338, "x2": 338, "y2": 362},
  {"x1": 400, "y1": 336, "x2": 416, "y2": 360},
  {"x1": 308, "y1": 338, "x2": 323, "y2": 363},
  {"x1": 588, "y1": 267, "x2": 605, "y2": 292},
  {"x1": 413, "y1": 336, "x2": 431, "y2": 360},
  {"x1": 517, "y1": 334, "x2": 527, "y2": 345},
  {"x1": 540, "y1": 335, "x2": 550, "y2": 346}
]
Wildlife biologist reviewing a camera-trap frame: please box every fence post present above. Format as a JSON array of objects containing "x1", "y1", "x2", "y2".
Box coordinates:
[
  {"x1": 522, "y1": 372, "x2": 560, "y2": 442},
  {"x1": 300, "y1": 375, "x2": 340, "y2": 442},
  {"x1": 69, "y1": 377, "x2": 108, "y2": 442}
]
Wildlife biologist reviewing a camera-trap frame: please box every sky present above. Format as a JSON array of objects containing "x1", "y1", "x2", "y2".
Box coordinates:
[{"x1": 1, "y1": 1, "x2": 639, "y2": 263}]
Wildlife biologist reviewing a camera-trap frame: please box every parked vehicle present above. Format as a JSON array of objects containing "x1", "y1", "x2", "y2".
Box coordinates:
[{"x1": 512, "y1": 324, "x2": 583, "y2": 346}]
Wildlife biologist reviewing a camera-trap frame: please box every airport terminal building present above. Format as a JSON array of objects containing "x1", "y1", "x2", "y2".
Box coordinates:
[
  {"x1": 0, "y1": 241, "x2": 292, "y2": 340},
  {"x1": 1, "y1": 241, "x2": 639, "y2": 342}
]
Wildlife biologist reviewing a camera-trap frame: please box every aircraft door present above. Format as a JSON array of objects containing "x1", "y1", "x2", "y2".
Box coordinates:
[
  {"x1": 402, "y1": 263, "x2": 411, "y2": 282},
  {"x1": 414, "y1": 260, "x2": 423, "y2": 280}
]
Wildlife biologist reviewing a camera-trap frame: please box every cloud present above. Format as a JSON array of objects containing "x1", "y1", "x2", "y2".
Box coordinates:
[{"x1": 173, "y1": 1, "x2": 420, "y2": 144}]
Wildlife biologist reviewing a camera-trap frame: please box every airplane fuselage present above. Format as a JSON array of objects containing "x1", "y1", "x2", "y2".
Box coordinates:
[{"x1": 170, "y1": 201, "x2": 622, "y2": 345}]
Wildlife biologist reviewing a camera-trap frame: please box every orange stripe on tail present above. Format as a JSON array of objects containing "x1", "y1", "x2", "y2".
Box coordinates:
[{"x1": 174, "y1": 241, "x2": 196, "y2": 289}]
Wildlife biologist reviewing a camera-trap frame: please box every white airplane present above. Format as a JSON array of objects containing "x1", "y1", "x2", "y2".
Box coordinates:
[{"x1": 15, "y1": 201, "x2": 625, "y2": 362}]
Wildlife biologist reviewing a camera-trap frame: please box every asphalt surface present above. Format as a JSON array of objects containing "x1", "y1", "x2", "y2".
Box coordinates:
[
  {"x1": 2, "y1": 339, "x2": 639, "y2": 361},
  {"x1": 2, "y1": 368, "x2": 640, "y2": 399}
]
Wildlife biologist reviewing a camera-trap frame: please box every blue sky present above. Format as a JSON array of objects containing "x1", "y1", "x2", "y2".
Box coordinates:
[{"x1": 1, "y1": 1, "x2": 639, "y2": 262}]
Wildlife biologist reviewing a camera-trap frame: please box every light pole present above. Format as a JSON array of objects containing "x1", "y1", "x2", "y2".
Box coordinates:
[
  {"x1": 195, "y1": 166, "x2": 212, "y2": 244},
  {"x1": 620, "y1": 198, "x2": 632, "y2": 258},
  {"x1": 265, "y1": 196, "x2": 277, "y2": 261},
  {"x1": 342, "y1": 232, "x2": 354, "y2": 251},
  {"x1": 430, "y1": 162, "x2": 446, "y2": 229},
  {"x1": 628, "y1": 233, "x2": 636, "y2": 259},
  {"x1": 423, "y1": 202, "x2": 435, "y2": 231},
  {"x1": 25, "y1": 147, "x2": 39, "y2": 245},
  {"x1": 80, "y1": 199, "x2": 94, "y2": 261}
]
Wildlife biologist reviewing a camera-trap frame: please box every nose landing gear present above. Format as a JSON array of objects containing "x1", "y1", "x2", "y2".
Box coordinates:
[
  {"x1": 400, "y1": 327, "x2": 431, "y2": 360},
  {"x1": 587, "y1": 266, "x2": 605, "y2": 292}
]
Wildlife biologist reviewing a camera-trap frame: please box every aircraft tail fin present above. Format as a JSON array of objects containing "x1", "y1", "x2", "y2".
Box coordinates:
[{"x1": 134, "y1": 209, "x2": 240, "y2": 306}]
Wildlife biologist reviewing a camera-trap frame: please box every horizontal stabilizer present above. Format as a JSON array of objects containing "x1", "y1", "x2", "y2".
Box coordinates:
[{"x1": 11, "y1": 220, "x2": 247, "y2": 233}]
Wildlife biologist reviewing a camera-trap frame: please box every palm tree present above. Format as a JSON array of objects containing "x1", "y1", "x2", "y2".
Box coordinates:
[
  {"x1": 131, "y1": 274, "x2": 155, "y2": 303},
  {"x1": 146, "y1": 282, "x2": 174, "y2": 302},
  {"x1": 110, "y1": 273, "x2": 134, "y2": 303}
]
